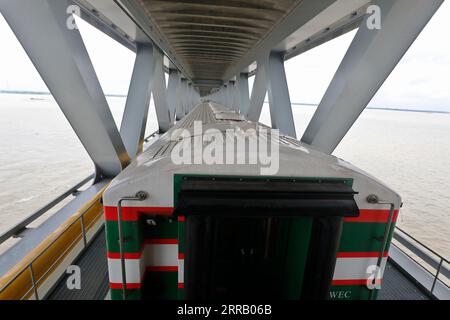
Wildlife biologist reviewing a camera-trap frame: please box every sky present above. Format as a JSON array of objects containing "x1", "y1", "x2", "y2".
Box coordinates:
[{"x1": 0, "y1": 1, "x2": 450, "y2": 112}]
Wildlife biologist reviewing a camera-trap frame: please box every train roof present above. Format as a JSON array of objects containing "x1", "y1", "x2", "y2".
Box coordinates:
[{"x1": 103, "y1": 102, "x2": 401, "y2": 209}]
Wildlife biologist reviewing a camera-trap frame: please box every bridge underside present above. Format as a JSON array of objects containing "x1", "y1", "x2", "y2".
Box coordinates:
[
  {"x1": 75, "y1": 0, "x2": 370, "y2": 95},
  {"x1": 136, "y1": 0, "x2": 302, "y2": 83}
]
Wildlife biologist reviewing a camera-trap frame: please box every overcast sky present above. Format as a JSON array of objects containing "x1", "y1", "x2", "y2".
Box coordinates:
[{"x1": 1, "y1": 1, "x2": 449, "y2": 112}]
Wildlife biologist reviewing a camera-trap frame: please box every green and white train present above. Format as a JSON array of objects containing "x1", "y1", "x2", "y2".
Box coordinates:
[{"x1": 103, "y1": 102, "x2": 401, "y2": 300}]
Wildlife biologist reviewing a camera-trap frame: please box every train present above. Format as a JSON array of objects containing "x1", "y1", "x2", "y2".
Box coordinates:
[{"x1": 102, "y1": 102, "x2": 401, "y2": 300}]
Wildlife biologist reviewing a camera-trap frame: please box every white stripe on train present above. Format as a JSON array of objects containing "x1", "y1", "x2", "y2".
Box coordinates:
[
  {"x1": 333, "y1": 257, "x2": 387, "y2": 281},
  {"x1": 108, "y1": 245, "x2": 387, "y2": 286},
  {"x1": 108, "y1": 244, "x2": 178, "y2": 285}
]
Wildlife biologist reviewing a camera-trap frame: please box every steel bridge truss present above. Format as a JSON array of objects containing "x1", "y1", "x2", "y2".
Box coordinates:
[
  {"x1": 0, "y1": 0, "x2": 443, "y2": 177},
  {"x1": 0, "y1": 0, "x2": 448, "y2": 300}
]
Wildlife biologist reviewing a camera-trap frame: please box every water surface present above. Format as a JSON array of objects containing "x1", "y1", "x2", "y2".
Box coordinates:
[{"x1": 1, "y1": 94, "x2": 449, "y2": 257}]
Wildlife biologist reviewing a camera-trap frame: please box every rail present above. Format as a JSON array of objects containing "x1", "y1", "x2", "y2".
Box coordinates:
[
  {"x1": 0, "y1": 141, "x2": 448, "y2": 299},
  {"x1": 0, "y1": 130, "x2": 160, "y2": 246},
  {"x1": 0, "y1": 188, "x2": 105, "y2": 300},
  {"x1": 0, "y1": 174, "x2": 95, "y2": 245},
  {"x1": 0, "y1": 134, "x2": 159, "y2": 300},
  {"x1": 144, "y1": 130, "x2": 160, "y2": 143},
  {"x1": 391, "y1": 227, "x2": 450, "y2": 296}
]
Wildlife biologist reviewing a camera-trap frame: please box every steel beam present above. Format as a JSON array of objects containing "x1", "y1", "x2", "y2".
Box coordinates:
[
  {"x1": 192, "y1": 84, "x2": 198, "y2": 109},
  {"x1": 73, "y1": 0, "x2": 137, "y2": 53},
  {"x1": 228, "y1": 83, "x2": 234, "y2": 109},
  {"x1": 216, "y1": 88, "x2": 220, "y2": 104},
  {"x1": 223, "y1": 84, "x2": 231, "y2": 108},
  {"x1": 185, "y1": 80, "x2": 190, "y2": 114},
  {"x1": 246, "y1": 52, "x2": 297, "y2": 137},
  {"x1": 222, "y1": 87, "x2": 228, "y2": 106},
  {"x1": 222, "y1": 85, "x2": 228, "y2": 107},
  {"x1": 302, "y1": 0, "x2": 443, "y2": 154},
  {"x1": 218, "y1": 87, "x2": 225, "y2": 105},
  {"x1": 231, "y1": 82, "x2": 240, "y2": 112},
  {"x1": 183, "y1": 80, "x2": 189, "y2": 115},
  {"x1": 223, "y1": 0, "x2": 337, "y2": 81},
  {"x1": 267, "y1": 52, "x2": 297, "y2": 138},
  {"x1": 219, "y1": 85, "x2": 225, "y2": 106},
  {"x1": 185, "y1": 83, "x2": 191, "y2": 113},
  {"x1": 193, "y1": 88, "x2": 199, "y2": 107},
  {"x1": 238, "y1": 73, "x2": 250, "y2": 115},
  {"x1": 176, "y1": 78, "x2": 186, "y2": 120},
  {"x1": 0, "y1": 0, "x2": 130, "y2": 179},
  {"x1": 227, "y1": 81, "x2": 238, "y2": 111},
  {"x1": 120, "y1": 44, "x2": 154, "y2": 158},
  {"x1": 246, "y1": 56, "x2": 268, "y2": 122},
  {"x1": 113, "y1": 0, "x2": 191, "y2": 80},
  {"x1": 167, "y1": 69, "x2": 180, "y2": 122},
  {"x1": 188, "y1": 83, "x2": 199, "y2": 112},
  {"x1": 187, "y1": 83, "x2": 193, "y2": 112},
  {"x1": 222, "y1": 87, "x2": 227, "y2": 106},
  {"x1": 152, "y1": 48, "x2": 171, "y2": 133}
]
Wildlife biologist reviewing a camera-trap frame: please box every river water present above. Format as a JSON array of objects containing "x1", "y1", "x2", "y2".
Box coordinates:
[{"x1": 0, "y1": 93, "x2": 449, "y2": 257}]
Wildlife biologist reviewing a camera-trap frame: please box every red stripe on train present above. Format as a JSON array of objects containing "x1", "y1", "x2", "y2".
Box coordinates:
[
  {"x1": 146, "y1": 266, "x2": 178, "y2": 272},
  {"x1": 109, "y1": 282, "x2": 142, "y2": 289},
  {"x1": 104, "y1": 206, "x2": 174, "y2": 221},
  {"x1": 104, "y1": 208, "x2": 397, "y2": 222},
  {"x1": 144, "y1": 238, "x2": 179, "y2": 245},
  {"x1": 332, "y1": 279, "x2": 381, "y2": 286},
  {"x1": 336, "y1": 251, "x2": 389, "y2": 258},
  {"x1": 344, "y1": 209, "x2": 399, "y2": 223},
  {"x1": 107, "y1": 251, "x2": 143, "y2": 259}
]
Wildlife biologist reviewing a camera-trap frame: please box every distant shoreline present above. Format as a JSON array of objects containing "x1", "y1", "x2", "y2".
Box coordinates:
[
  {"x1": 0, "y1": 90, "x2": 127, "y2": 98},
  {"x1": 1, "y1": 90, "x2": 449, "y2": 114},
  {"x1": 291, "y1": 102, "x2": 450, "y2": 115}
]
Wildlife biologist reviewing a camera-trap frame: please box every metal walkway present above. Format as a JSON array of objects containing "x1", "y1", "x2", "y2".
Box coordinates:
[
  {"x1": 378, "y1": 261, "x2": 430, "y2": 300},
  {"x1": 46, "y1": 226, "x2": 430, "y2": 300},
  {"x1": 47, "y1": 228, "x2": 109, "y2": 300}
]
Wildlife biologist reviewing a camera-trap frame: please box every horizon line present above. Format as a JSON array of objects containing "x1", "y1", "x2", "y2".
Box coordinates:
[{"x1": 1, "y1": 90, "x2": 449, "y2": 115}]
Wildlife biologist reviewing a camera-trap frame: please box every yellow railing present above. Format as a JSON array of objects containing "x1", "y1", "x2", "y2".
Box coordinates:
[{"x1": 0, "y1": 186, "x2": 107, "y2": 300}]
